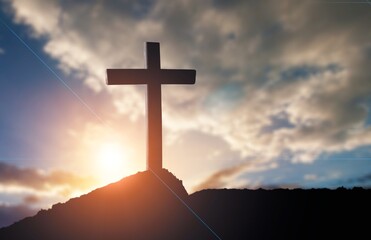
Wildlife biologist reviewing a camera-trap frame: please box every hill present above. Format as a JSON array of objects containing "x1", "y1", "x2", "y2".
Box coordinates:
[{"x1": 0, "y1": 169, "x2": 370, "y2": 239}]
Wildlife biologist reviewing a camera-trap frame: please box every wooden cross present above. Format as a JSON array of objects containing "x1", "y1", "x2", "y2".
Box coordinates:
[{"x1": 106, "y1": 42, "x2": 196, "y2": 171}]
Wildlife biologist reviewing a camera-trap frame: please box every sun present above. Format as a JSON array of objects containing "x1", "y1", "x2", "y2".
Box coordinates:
[{"x1": 96, "y1": 142, "x2": 129, "y2": 184}]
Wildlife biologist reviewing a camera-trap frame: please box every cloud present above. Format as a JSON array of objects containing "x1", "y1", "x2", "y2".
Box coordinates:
[
  {"x1": 193, "y1": 160, "x2": 277, "y2": 191},
  {"x1": 344, "y1": 173, "x2": 371, "y2": 187},
  {"x1": 0, "y1": 48, "x2": 4, "y2": 55},
  {"x1": 6, "y1": 0, "x2": 371, "y2": 178},
  {"x1": 304, "y1": 174, "x2": 317, "y2": 181},
  {"x1": 354, "y1": 174, "x2": 371, "y2": 184},
  {"x1": 0, "y1": 162, "x2": 97, "y2": 193},
  {"x1": 256, "y1": 183, "x2": 302, "y2": 190},
  {"x1": 193, "y1": 163, "x2": 246, "y2": 191},
  {"x1": 22, "y1": 195, "x2": 40, "y2": 205},
  {"x1": 0, "y1": 162, "x2": 99, "y2": 224}
]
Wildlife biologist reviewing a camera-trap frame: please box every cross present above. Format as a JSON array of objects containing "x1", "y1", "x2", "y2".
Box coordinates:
[{"x1": 106, "y1": 42, "x2": 196, "y2": 172}]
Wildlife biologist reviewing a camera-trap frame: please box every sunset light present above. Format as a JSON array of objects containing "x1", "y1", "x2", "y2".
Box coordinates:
[
  {"x1": 96, "y1": 142, "x2": 130, "y2": 184},
  {"x1": 1, "y1": 0, "x2": 371, "y2": 230}
]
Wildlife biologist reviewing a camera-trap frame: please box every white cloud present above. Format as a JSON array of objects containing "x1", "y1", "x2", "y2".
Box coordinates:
[
  {"x1": 304, "y1": 174, "x2": 317, "y2": 181},
  {"x1": 10, "y1": 0, "x2": 60, "y2": 37},
  {"x1": 7, "y1": 0, "x2": 371, "y2": 184}
]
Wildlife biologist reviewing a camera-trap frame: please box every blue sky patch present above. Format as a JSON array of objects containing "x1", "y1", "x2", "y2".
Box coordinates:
[
  {"x1": 280, "y1": 66, "x2": 320, "y2": 81},
  {"x1": 203, "y1": 82, "x2": 245, "y2": 111},
  {"x1": 261, "y1": 112, "x2": 295, "y2": 133},
  {"x1": 279, "y1": 63, "x2": 342, "y2": 82},
  {"x1": 238, "y1": 149, "x2": 371, "y2": 189}
]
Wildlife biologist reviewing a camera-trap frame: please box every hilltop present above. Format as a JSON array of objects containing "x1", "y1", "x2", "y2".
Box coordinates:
[{"x1": 1, "y1": 169, "x2": 370, "y2": 239}]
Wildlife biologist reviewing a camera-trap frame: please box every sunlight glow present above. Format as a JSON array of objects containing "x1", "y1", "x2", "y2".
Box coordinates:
[{"x1": 96, "y1": 142, "x2": 130, "y2": 184}]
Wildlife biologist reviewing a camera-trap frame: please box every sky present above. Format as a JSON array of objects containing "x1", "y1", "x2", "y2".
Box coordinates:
[{"x1": 0, "y1": 0, "x2": 371, "y2": 227}]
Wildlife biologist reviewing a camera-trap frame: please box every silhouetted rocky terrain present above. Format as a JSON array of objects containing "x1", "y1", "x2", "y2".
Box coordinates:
[{"x1": 0, "y1": 169, "x2": 370, "y2": 239}]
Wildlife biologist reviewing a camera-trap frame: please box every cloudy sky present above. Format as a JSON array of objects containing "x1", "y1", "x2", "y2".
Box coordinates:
[{"x1": 0, "y1": 0, "x2": 371, "y2": 227}]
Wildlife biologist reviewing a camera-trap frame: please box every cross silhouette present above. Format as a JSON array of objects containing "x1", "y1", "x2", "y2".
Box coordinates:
[{"x1": 106, "y1": 42, "x2": 196, "y2": 171}]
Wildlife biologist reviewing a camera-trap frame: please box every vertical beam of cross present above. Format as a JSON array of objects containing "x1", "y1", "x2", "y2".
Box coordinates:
[
  {"x1": 146, "y1": 43, "x2": 162, "y2": 170},
  {"x1": 106, "y1": 42, "x2": 196, "y2": 172}
]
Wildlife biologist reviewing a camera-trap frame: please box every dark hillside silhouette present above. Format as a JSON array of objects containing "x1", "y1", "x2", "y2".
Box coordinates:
[
  {"x1": 0, "y1": 169, "x2": 212, "y2": 239},
  {"x1": 0, "y1": 169, "x2": 370, "y2": 239},
  {"x1": 190, "y1": 188, "x2": 371, "y2": 239}
]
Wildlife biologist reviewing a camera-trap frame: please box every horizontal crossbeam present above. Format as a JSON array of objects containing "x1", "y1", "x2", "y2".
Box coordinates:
[{"x1": 106, "y1": 69, "x2": 196, "y2": 85}]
